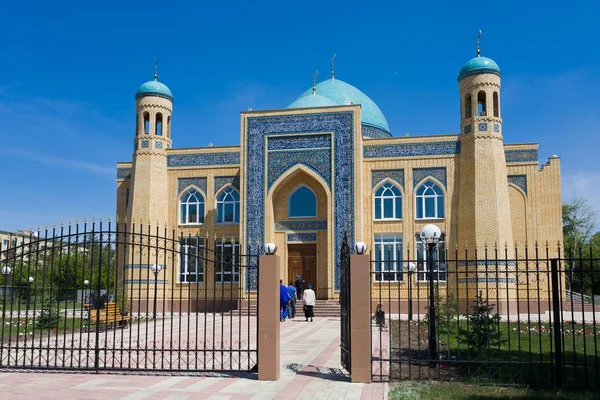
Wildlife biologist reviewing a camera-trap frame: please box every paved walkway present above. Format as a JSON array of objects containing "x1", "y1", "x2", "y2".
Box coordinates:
[{"x1": 0, "y1": 316, "x2": 387, "y2": 399}]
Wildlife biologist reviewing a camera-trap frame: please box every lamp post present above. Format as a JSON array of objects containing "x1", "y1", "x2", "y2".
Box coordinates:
[
  {"x1": 83, "y1": 279, "x2": 90, "y2": 305},
  {"x1": 26, "y1": 276, "x2": 34, "y2": 310},
  {"x1": 2, "y1": 266, "x2": 11, "y2": 318},
  {"x1": 419, "y1": 224, "x2": 445, "y2": 365},
  {"x1": 149, "y1": 264, "x2": 163, "y2": 319},
  {"x1": 407, "y1": 262, "x2": 416, "y2": 321}
]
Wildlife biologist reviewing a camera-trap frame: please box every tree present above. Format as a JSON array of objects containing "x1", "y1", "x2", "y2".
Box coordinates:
[{"x1": 563, "y1": 196, "x2": 597, "y2": 251}]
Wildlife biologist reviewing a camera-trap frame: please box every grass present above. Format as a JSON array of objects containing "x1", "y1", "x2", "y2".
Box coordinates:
[
  {"x1": 388, "y1": 381, "x2": 599, "y2": 400},
  {"x1": 1, "y1": 316, "x2": 88, "y2": 342},
  {"x1": 389, "y1": 319, "x2": 600, "y2": 388}
]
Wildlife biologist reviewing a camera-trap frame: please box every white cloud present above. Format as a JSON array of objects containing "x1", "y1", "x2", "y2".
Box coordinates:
[
  {"x1": 0, "y1": 147, "x2": 113, "y2": 176},
  {"x1": 561, "y1": 172, "x2": 600, "y2": 230}
]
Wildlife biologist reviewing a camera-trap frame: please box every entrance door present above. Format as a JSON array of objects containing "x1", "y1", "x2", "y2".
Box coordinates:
[{"x1": 287, "y1": 244, "x2": 317, "y2": 290}]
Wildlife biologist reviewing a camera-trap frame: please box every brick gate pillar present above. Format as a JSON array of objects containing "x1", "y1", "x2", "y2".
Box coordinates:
[
  {"x1": 350, "y1": 254, "x2": 371, "y2": 383},
  {"x1": 257, "y1": 254, "x2": 280, "y2": 380}
]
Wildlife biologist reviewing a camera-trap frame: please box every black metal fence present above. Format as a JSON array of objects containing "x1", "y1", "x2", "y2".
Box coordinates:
[
  {"x1": 0, "y1": 220, "x2": 259, "y2": 373},
  {"x1": 340, "y1": 231, "x2": 351, "y2": 372},
  {"x1": 370, "y1": 245, "x2": 600, "y2": 389}
]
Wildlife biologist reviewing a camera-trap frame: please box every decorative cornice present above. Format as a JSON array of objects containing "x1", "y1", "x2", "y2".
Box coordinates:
[
  {"x1": 117, "y1": 167, "x2": 132, "y2": 180},
  {"x1": 505, "y1": 149, "x2": 538, "y2": 164},
  {"x1": 167, "y1": 152, "x2": 240, "y2": 167},
  {"x1": 364, "y1": 141, "x2": 460, "y2": 159},
  {"x1": 275, "y1": 220, "x2": 327, "y2": 232}
]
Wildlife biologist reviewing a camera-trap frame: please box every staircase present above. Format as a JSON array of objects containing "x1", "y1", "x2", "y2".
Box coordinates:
[{"x1": 237, "y1": 300, "x2": 341, "y2": 318}]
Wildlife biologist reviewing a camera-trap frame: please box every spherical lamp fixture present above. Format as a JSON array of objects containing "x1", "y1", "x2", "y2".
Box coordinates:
[
  {"x1": 263, "y1": 243, "x2": 277, "y2": 255},
  {"x1": 419, "y1": 224, "x2": 442, "y2": 245},
  {"x1": 354, "y1": 242, "x2": 367, "y2": 255}
]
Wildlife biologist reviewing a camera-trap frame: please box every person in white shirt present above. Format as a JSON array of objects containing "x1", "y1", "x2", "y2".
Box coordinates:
[{"x1": 302, "y1": 283, "x2": 316, "y2": 322}]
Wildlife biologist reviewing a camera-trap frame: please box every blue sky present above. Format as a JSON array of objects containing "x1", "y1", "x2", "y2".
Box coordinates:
[{"x1": 0, "y1": 0, "x2": 599, "y2": 232}]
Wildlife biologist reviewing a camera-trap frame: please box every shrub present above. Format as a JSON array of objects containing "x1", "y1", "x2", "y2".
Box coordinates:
[
  {"x1": 458, "y1": 291, "x2": 504, "y2": 355},
  {"x1": 37, "y1": 296, "x2": 61, "y2": 329}
]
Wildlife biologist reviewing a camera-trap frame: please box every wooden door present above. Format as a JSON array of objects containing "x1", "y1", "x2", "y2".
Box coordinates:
[{"x1": 287, "y1": 244, "x2": 317, "y2": 289}]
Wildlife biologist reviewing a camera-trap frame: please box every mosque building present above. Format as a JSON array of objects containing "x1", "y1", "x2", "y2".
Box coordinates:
[{"x1": 116, "y1": 43, "x2": 562, "y2": 306}]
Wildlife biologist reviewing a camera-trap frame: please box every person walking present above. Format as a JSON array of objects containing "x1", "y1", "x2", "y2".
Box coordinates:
[
  {"x1": 286, "y1": 282, "x2": 297, "y2": 319},
  {"x1": 294, "y1": 275, "x2": 303, "y2": 300},
  {"x1": 279, "y1": 280, "x2": 289, "y2": 322},
  {"x1": 302, "y1": 283, "x2": 316, "y2": 322}
]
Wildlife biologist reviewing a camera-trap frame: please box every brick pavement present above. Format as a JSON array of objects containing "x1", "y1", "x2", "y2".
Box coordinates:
[{"x1": 0, "y1": 316, "x2": 387, "y2": 399}]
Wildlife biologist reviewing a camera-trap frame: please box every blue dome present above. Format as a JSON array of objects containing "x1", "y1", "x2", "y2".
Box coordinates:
[
  {"x1": 136, "y1": 80, "x2": 173, "y2": 101},
  {"x1": 287, "y1": 79, "x2": 390, "y2": 134},
  {"x1": 458, "y1": 56, "x2": 501, "y2": 80},
  {"x1": 287, "y1": 93, "x2": 339, "y2": 109}
]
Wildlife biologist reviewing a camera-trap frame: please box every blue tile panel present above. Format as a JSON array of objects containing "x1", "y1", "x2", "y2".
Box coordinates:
[
  {"x1": 505, "y1": 149, "x2": 538, "y2": 163},
  {"x1": 493, "y1": 123, "x2": 500, "y2": 132},
  {"x1": 413, "y1": 167, "x2": 447, "y2": 188},
  {"x1": 464, "y1": 124, "x2": 472, "y2": 134},
  {"x1": 478, "y1": 122, "x2": 488, "y2": 132},
  {"x1": 178, "y1": 177, "x2": 207, "y2": 195},
  {"x1": 117, "y1": 167, "x2": 132, "y2": 179},
  {"x1": 287, "y1": 233, "x2": 318, "y2": 242},
  {"x1": 167, "y1": 152, "x2": 240, "y2": 167},
  {"x1": 123, "y1": 264, "x2": 168, "y2": 270},
  {"x1": 508, "y1": 175, "x2": 527, "y2": 194},
  {"x1": 268, "y1": 149, "x2": 331, "y2": 190},
  {"x1": 371, "y1": 169, "x2": 405, "y2": 189},
  {"x1": 246, "y1": 112, "x2": 355, "y2": 291},
  {"x1": 214, "y1": 176, "x2": 240, "y2": 193},
  {"x1": 362, "y1": 124, "x2": 393, "y2": 139},
  {"x1": 275, "y1": 220, "x2": 327, "y2": 231},
  {"x1": 268, "y1": 134, "x2": 331, "y2": 150},
  {"x1": 364, "y1": 141, "x2": 461, "y2": 158}
]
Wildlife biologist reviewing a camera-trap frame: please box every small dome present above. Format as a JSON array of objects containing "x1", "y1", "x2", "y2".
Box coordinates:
[
  {"x1": 136, "y1": 80, "x2": 173, "y2": 101},
  {"x1": 287, "y1": 93, "x2": 339, "y2": 109},
  {"x1": 458, "y1": 56, "x2": 501, "y2": 81},
  {"x1": 288, "y1": 79, "x2": 390, "y2": 134}
]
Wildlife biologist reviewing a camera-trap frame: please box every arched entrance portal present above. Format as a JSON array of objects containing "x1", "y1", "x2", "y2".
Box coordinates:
[{"x1": 266, "y1": 165, "x2": 332, "y2": 299}]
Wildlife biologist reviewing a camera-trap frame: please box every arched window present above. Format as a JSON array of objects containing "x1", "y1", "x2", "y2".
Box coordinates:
[
  {"x1": 156, "y1": 113, "x2": 163, "y2": 136},
  {"x1": 216, "y1": 187, "x2": 240, "y2": 224},
  {"x1": 477, "y1": 91, "x2": 487, "y2": 116},
  {"x1": 180, "y1": 188, "x2": 205, "y2": 225},
  {"x1": 465, "y1": 94, "x2": 472, "y2": 119},
  {"x1": 143, "y1": 112, "x2": 150, "y2": 134},
  {"x1": 493, "y1": 92, "x2": 499, "y2": 118},
  {"x1": 288, "y1": 185, "x2": 316, "y2": 218},
  {"x1": 416, "y1": 180, "x2": 445, "y2": 219},
  {"x1": 167, "y1": 115, "x2": 171, "y2": 138},
  {"x1": 374, "y1": 182, "x2": 402, "y2": 220}
]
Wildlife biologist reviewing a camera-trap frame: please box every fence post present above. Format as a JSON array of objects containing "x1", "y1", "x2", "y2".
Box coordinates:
[
  {"x1": 350, "y1": 254, "x2": 371, "y2": 383},
  {"x1": 257, "y1": 254, "x2": 280, "y2": 380},
  {"x1": 550, "y1": 258, "x2": 563, "y2": 388}
]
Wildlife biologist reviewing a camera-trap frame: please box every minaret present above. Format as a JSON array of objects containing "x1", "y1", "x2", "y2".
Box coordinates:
[
  {"x1": 128, "y1": 62, "x2": 173, "y2": 227},
  {"x1": 456, "y1": 32, "x2": 514, "y2": 256}
]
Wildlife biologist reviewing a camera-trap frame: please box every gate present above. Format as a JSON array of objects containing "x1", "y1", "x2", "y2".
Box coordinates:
[
  {"x1": 0, "y1": 220, "x2": 259, "y2": 373},
  {"x1": 340, "y1": 231, "x2": 351, "y2": 372}
]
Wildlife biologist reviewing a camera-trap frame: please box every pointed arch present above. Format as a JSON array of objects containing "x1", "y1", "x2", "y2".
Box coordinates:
[
  {"x1": 179, "y1": 186, "x2": 206, "y2": 225},
  {"x1": 415, "y1": 177, "x2": 446, "y2": 219},
  {"x1": 216, "y1": 185, "x2": 240, "y2": 224},
  {"x1": 373, "y1": 179, "x2": 403, "y2": 220},
  {"x1": 155, "y1": 113, "x2": 163, "y2": 136}
]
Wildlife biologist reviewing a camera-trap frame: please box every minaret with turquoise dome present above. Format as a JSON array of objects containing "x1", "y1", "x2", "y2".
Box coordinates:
[
  {"x1": 127, "y1": 63, "x2": 173, "y2": 227},
  {"x1": 456, "y1": 32, "x2": 514, "y2": 255}
]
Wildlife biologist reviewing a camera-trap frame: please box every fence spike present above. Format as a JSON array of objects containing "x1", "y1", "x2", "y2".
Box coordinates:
[
  {"x1": 545, "y1": 240, "x2": 549, "y2": 249},
  {"x1": 68, "y1": 220, "x2": 72, "y2": 226},
  {"x1": 98, "y1": 217, "x2": 103, "y2": 223},
  {"x1": 84, "y1": 218, "x2": 88, "y2": 224},
  {"x1": 92, "y1": 217, "x2": 97, "y2": 223},
  {"x1": 60, "y1": 221, "x2": 64, "y2": 228}
]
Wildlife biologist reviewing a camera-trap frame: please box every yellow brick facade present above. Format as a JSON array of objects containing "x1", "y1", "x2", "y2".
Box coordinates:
[{"x1": 117, "y1": 61, "x2": 563, "y2": 310}]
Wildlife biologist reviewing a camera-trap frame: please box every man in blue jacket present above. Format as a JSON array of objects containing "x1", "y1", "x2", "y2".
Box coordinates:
[
  {"x1": 279, "y1": 280, "x2": 289, "y2": 322},
  {"x1": 286, "y1": 282, "x2": 297, "y2": 319}
]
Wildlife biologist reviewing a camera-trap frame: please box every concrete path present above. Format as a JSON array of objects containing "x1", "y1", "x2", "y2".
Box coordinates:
[{"x1": 0, "y1": 316, "x2": 387, "y2": 399}]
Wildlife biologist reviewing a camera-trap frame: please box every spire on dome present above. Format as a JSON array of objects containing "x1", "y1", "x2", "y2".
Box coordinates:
[
  {"x1": 154, "y1": 58, "x2": 159, "y2": 81},
  {"x1": 331, "y1": 53, "x2": 336, "y2": 80},
  {"x1": 476, "y1": 30, "x2": 482, "y2": 57},
  {"x1": 312, "y1": 70, "x2": 318, "y2": 94}
]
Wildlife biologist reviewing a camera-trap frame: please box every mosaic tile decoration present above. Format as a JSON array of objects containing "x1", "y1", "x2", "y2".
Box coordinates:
[
  {"x1": 508, "y1": 175, "x2": 527, "y2": 194},
  {"x1": 214, "y1": 176, "x2": 240, "y2": 193},
  {"x1": 364, "y1": 141, "x2": 461, "y2": 158},
  {"x1": 287, "y1": 233, "x2": 318, "y2": 242},
  {"x1": 478, "y1": 122, "x2": 488, "y2": 132},
  {"x1": 275, "y1": 220, "x2": 327, "y2": 231},
  {"x1": 494, "y1": 123, "x2": 500, "y2": 132},
  {"x1": 362, "y1": 124, "x2": 392, "y2": 139},
  {"x1": 178, "y1": 177, "x2": 207, "y2": 195},
  {"x1": 141, "y1": 140, "x2": 150, "y2": 148},
  {"x1": 246, "y1": 112, "x2": 355, "y2": 291},
  {"x1": 123, "y1": 264, "x2": 168, "y2": 270},
  {"x1": 505, "y1": 149, "x2": 538, "y2": 163},
  {"x1": 464, "y1": 124, "x2": 472, "y2": 134},
  {"x1": 371, "y1": 169, "x2": 405, "y2": 189},
  {"x1": 155, "y1": 141, "x2": 162, "y2": 149},
  {"x1": 167, "y1": 152, "x2": 240, "y2": 167},
  {"x1": 117, "y1": 167, "x2": 132, "y2": 179},
  {"x1": 123, "y1": 279, "x2": 168, "y2": 285},
  {"x1": 413, "y1": 167, "x2": 447, "y2": 188},
  {"x1": 268, "y1": 134, "x2": 331, "y2": 151},
  {"x1": 268, "y1": 149, "x2": 331, "y2": 190}
]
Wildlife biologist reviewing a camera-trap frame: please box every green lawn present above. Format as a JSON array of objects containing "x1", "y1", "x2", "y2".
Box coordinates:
[
  {"x1": 390, "y1": 319, "x2": 600, "y2": 388},
  {"x1": 388, "y1": 382, "x2": 598, "y2": 400}
]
